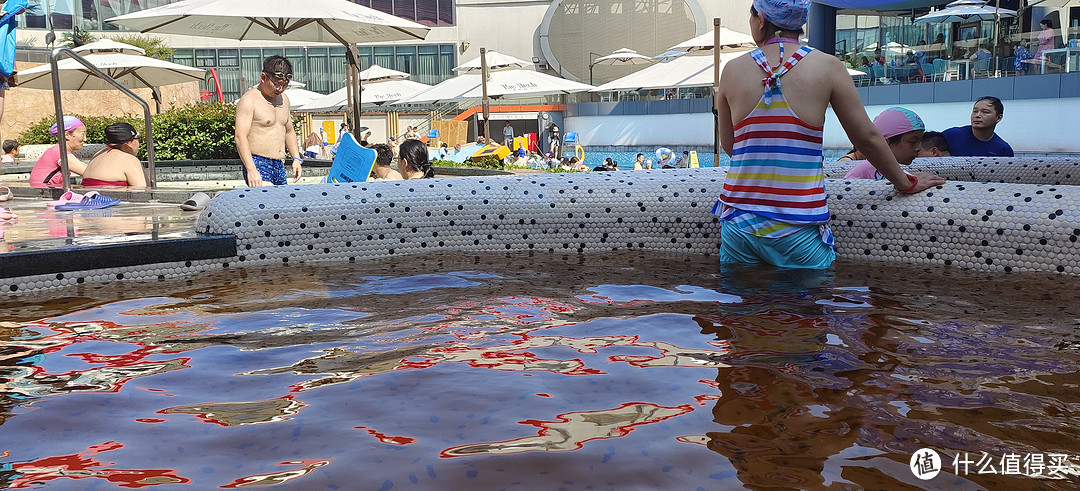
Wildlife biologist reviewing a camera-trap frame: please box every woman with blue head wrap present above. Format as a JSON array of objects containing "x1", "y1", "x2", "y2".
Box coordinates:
[{"x1": 711, "y1": 0, "x2": 945, "y2": 268}]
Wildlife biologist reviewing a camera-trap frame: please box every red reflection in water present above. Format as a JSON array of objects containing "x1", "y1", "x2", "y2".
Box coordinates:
[
  {"x1": 353, "y1": 426, "x2": 418, "y2": 445},
  {"x1": 536, "y1": 393, "x2": 552, "y2": 398},
  {"x1": 8, "y1": 320, "x2": 193, "y2": 398},
  {"x1": 440, "y1": 402, "x2": 695, "y2": 457},
  {"x1": 219, "y1": 459, "x2": 330, "y2": 488},
  {"x1": 692, "y1": 394, "x2": 721, "y2": 406},
  {"x1": 6, "y1": 441, "x2": 189, "y2": 488}
]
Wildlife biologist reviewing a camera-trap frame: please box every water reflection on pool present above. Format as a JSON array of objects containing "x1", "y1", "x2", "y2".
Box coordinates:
[{"x1": 2, "y1": 253, "x2": 1079, "y2": 489}]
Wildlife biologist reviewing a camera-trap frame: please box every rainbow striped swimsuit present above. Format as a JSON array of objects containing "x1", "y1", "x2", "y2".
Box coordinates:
[{"x1": 712, "y1": 45, "x2": 834, "y2": 248}]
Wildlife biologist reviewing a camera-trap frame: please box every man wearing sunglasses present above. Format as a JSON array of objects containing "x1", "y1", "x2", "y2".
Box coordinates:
[{"x1": 235, "y1": 55, "x2": 303, "y2": 186}]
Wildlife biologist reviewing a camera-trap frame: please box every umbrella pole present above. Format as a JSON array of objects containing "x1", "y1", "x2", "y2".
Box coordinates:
[
  {"x1": 481, "y1": 48, "x2": 490, "y2": 145},
  {"x1": 713, "y1": 18, "x2": 721, "y2": 168},
  {"x1": 347, "y1": 45, "x2": 364, "y2": 140}
]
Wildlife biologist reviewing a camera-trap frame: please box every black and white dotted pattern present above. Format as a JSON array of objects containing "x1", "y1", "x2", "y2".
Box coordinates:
[
  {"x1": 1, "y1": 259, "x2": 227, "y2": 294},
  {"x1": 824, "y1": 156, "x2": 1080, "y2": 185},
  {"x1": 4, "y1": 158, "x2": 1079, "y2": 294}
]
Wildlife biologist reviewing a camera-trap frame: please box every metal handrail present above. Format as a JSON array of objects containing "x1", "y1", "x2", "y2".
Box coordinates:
[{"x1": 50, "y1": 46, "x2": 157, "y2": 192}]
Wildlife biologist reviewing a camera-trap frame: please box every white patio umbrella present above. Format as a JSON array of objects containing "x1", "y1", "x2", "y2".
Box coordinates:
[
  {"x1": 18, "y1": 39, "x2": 204, "y2": 93},
  {"x1": 915, "y1": 0, "x2": 1015, "y2": 23},
  {"x1": 668, "y1": 28, "x2": 755, "y2": 52},
  {"x1": 395, "y1": 69, "x2": 594, "y2": 103},
  {"x1": 295, "y1": 64, "x2": 432, "y2": 112},
  {"x1": 916, "y1": 0, "x2": 1015, "y2": 58},
  {"x1": 589, "y1": 48, "x2": 653, "y2": 84},
  {"x1": 452, "y1": 51, "x2": 531, "y2": 72},
  {"x1": 396, "y1": 49, "x2": 593, "y2": 141},
  {"x1": 106, "y1": 0, "x2": 430, "y2": 137},
  {"x1": 591, "y1": 50, "x2": 749, "y2": 92}
]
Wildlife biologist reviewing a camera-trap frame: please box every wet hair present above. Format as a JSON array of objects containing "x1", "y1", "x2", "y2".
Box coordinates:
[
  {"x1": 975, "y1": 96, "x2": 1004, "y2": 116},
  {"x1": 920, "y1": 131, "x2": 949, "y2": 153},
  {"x1": 2, "y1": 139, "x2": 18, "y2": 154},
  {"x1": 371, "y1": 143, "x2": 393, "y2": 167},
  {"x1": 1040, "y1": 19, "x2": 1053, "y2": 29},
  {"x1": 440, "y1": 142, "x2": 448, "y2": 148},
  {"x1": 398, "y1": 139, "x2": 433, "y2": 178},
  {"x1": 262, "y1": 55, "x2": 292, "y2": 76},
  {"x1": 636, "y1": 153, "x2": 644, "y2": 159}
]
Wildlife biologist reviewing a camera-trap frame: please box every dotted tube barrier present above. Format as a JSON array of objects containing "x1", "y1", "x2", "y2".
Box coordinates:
[
  {"x1": 3, "y1": 159, "x2": 1079, "y2": 294},
  {"x1": 824, "y1": 156, "x2": 1080, "y2": 185}
]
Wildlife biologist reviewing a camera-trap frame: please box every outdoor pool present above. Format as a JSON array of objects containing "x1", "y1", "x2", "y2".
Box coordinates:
[{"x1": 2, "y1": 251, "x2": 1078, "y2": 489}]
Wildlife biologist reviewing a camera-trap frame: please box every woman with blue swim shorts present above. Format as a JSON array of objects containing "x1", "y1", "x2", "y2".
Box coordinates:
[{"x1": 712, "y1": 0, "x2": 944, "y2": 268}]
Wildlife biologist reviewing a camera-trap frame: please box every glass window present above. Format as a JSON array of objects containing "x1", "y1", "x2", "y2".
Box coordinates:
[
  {"x1": 394, "y1": 0, "x2": 415, "y2": 20},
  {"x1": 439, "y1": 44, "x2": 455, "y2": 84},
  {"x1": 171, "y1": 49, "x2": 194, "y2": 67},
  {"x1": 371, "y1": 0, "x2": 393, "y2": 15},
  {"x1": 417, "y1": 0, "x2": 437, "y2": 26},
  {"x1": 395, "y1": 45, "x2": 417, "y2": 77},
  {"x1": 438, "y1": 0, "x2": 454, "y2": 25},
  {"x1": 218, "y1": 49, "x2": 240, "y2": 67},
  {"x1": 417, "y1": 45, "x2": 439, "y2": 85},
  {"x1": 194, "y1": 49, "x2": 217, "y2": 68},
  {"x1": 329, "y1": 47, "x2": 347, "y2": 93},
  {"x1": 355, "y1": 46, "x2": 373, "y2": 71},
  {"x1": 373, "y1": 46, "x2": 394, "y2": 70},
  {"x1": 241, "y1": 49, "x2": 263, "y2": 90},
  {"x1": 286, "y1": 48, "x2": 306, "y2": 84}
]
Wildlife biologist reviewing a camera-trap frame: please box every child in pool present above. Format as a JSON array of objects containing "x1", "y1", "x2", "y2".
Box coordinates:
[{"x1": 844, "y1": 107, "x2": 926, "y2": 180}]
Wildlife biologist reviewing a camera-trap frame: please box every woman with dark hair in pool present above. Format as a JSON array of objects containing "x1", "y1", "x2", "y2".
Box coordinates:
[{"x1": 397, "y1": 139, "x2": 434, "y2": 180}]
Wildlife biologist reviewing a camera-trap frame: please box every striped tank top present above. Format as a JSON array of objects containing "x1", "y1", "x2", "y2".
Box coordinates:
[{"x1": 712, "y1": 44, "x2": 833, "y2": 246}]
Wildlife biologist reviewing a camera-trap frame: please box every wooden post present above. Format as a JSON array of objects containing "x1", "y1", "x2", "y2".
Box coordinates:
[{"x1": 713, "y1": 18, "x2": 722, "y2": 167}]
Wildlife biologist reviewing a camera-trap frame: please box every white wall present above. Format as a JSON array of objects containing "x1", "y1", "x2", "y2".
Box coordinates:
[
  {"x1": 567, "y1": 113, "x2": 715, "y2": 147},
  {"x1": 568, "y1": 97, "x2": 1080, "y2": 154}
]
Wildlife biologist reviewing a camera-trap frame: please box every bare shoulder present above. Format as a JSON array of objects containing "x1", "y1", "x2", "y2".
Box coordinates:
[
  {"x1": 236, "y1": 89, "x2": 259, "y2": 108},
  {"x1": 723, "y1": 52, "x2": 757, "y2": 74}
]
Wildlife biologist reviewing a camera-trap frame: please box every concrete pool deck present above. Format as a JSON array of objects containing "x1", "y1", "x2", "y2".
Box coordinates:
[
  {"x1": 0, "y1": 164, "x2": 533, "y2": 284},
  {"x1": 0, "y1": 182, "x2": 237, "y2": 283}
]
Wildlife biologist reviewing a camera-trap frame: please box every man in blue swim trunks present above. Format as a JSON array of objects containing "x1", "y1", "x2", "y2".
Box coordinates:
[{"x1": 235, "y1": 55, "x2": 303, "y2": 186}]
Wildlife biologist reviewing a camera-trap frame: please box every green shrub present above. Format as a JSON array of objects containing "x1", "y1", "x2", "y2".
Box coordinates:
[
  {"x1": 18, "y1": 103, "x2": 307, "y2": 161},
  {"x1": 150, "y1": 103, "x2": 239, "y2": 160},
  {"x1": 431, "y1": 157, "x2": 504, "y2": 170}
]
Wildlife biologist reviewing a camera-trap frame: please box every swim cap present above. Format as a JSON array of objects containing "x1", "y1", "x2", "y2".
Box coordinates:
[
  {"x1": 752, "y1": 0, "x2": 811, "y2": 31},
  {"x1": 49, "y1": 116, "x2": 84, "y2": 136},
  {"x1": 105, "y1": 122, "x2": 139, "y2": 145},
  {"x1": 873, "y1": 107, "x2": 925, "y2": 139}
]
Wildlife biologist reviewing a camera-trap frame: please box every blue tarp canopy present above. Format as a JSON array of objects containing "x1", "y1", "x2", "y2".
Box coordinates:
[{"x1": 815, "y1": 1, "x2": 943, "y2": 9}]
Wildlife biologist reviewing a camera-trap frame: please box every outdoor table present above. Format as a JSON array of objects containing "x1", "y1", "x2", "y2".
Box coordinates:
[
  {"x1": 950, "y1": 59, "x2": 971, "y2": 80},
  {"x1": 888, "y1": 65, "x2": 920, "y2": 82},
  {"x1": 1041, "y1": 47, "x2": 1080, "y2": 73}
]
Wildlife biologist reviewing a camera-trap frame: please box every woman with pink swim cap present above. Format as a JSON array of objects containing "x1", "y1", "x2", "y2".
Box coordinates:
[
  {"x1": 29, "y1": 115, "x2": 89, "y2": 188},
  {"x1": 712, "y1": 0, "x2": 945, "y2": 268}
]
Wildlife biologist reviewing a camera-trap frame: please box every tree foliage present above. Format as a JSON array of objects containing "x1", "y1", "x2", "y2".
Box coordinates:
[
  {"x1": 20, "y1": 103, "x2": 309, "y2": 161},
  {"x1": 19, "y1": 103, "x2": 243, "y2": 161},
  {"x1": 111, "y1": 35, "x2": 174, "y2": 60},
  {"x1": 61, "y1": 27, "x2": 98, "y2": 48}
]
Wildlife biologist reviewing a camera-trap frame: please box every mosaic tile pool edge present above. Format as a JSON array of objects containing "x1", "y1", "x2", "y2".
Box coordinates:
[{"x1": 3, "y1": 158, "x2": 1078, "y2": 294}]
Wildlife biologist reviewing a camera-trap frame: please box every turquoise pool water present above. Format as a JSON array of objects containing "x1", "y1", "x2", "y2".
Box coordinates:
[{"x1": 2, "y1": 252, "x2": 1078, "y2": 489}]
